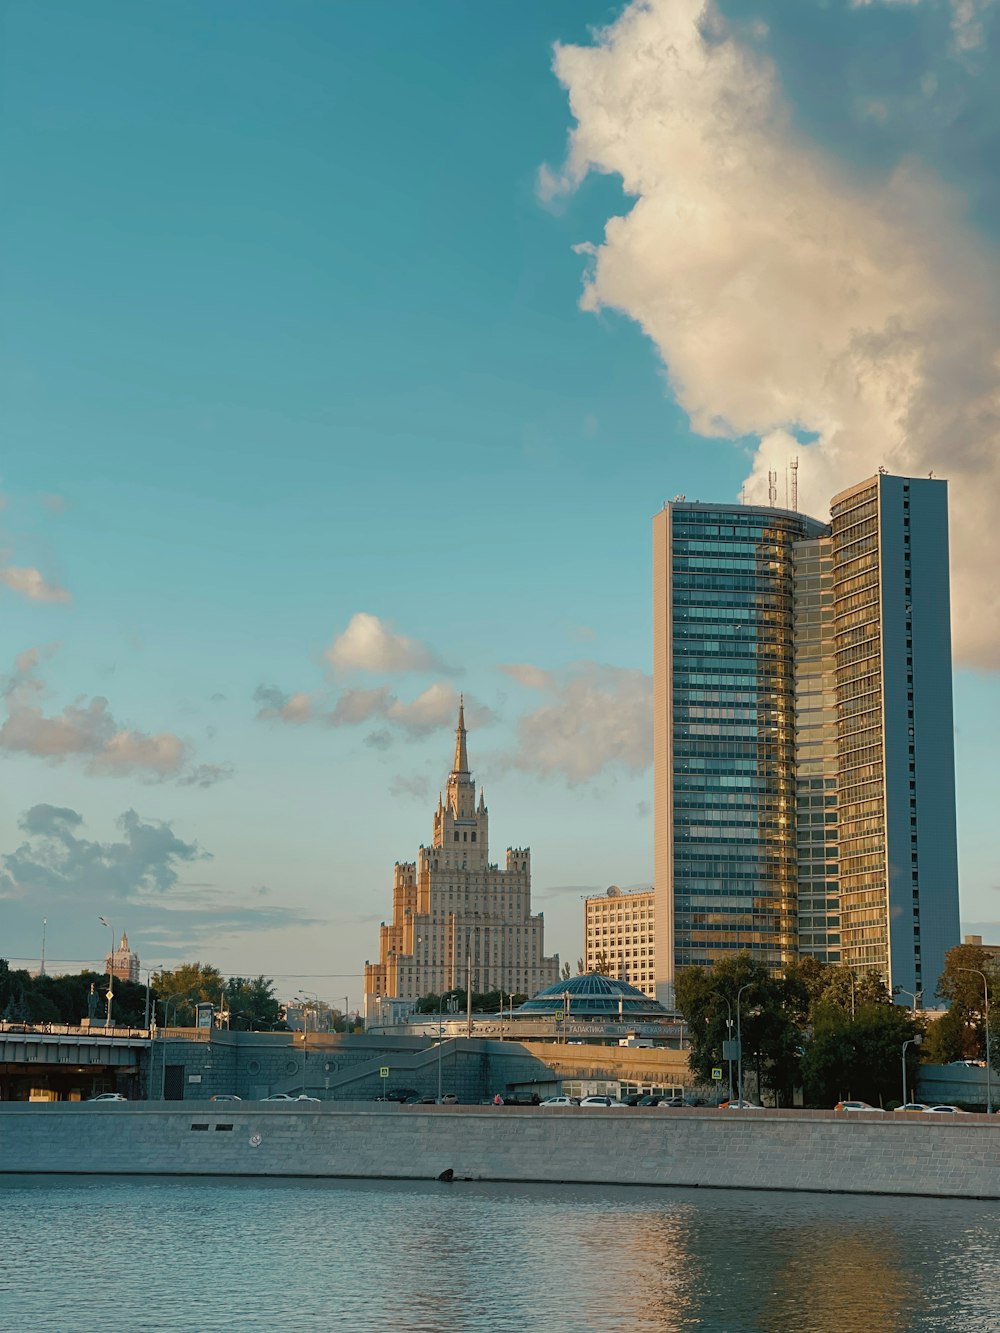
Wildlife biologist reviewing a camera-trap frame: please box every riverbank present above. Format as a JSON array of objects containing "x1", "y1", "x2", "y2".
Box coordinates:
[{"x1": 2, "y1": 1102, "x2": 998, "y2": 1198}]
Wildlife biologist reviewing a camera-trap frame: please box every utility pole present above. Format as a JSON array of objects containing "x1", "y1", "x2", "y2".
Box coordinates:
[{"x1": 466, "y1": 951, "x2": 473, "y2": 1039}]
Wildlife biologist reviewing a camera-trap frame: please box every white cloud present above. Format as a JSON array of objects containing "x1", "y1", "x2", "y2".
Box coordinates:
[
  {"x1": 850, "y1": 0, "x2": 995, "y2": 52},
  {"x1": 0, "y1": 649, "x2": 224, "y2": 784},
  {"x1": 547, "y1": 0, "x2": 1000, "y2": 668},
  {"x1": 498, "y1": 662, "x2": 652, "y2": 785},
  {"x1": 0, "y1": 565, "x2": 71, "y2": 604},
  {"x1": 256, "y1": 676, "x2": 495, "y2": 743},
  {"x1": 324, "y1": 612, "x2": 452, "y2": 675}
]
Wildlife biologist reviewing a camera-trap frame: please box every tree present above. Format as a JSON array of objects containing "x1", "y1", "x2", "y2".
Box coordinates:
[
  {"x1": 225, "y1": 976, "x2": 282, "y2": 1030},
  {"x1": 561, "y1": 961, "x2": 571, "y2": 980},
  {"x1": 935, "y1": 943, "x2": 994, "y2": 1063},
  {"x1": 152, "y1": 962, "x2": 225, "y2": 1025},
  {"x1": 800, "y1": 1000, "x2": 920, "y2": 1107},
  {"x1": 594, "y1": 951, "x2": 610, "y2": 975},
  {"x1": 674, "y1": 953, "x2": 802, "y2": 1105}
]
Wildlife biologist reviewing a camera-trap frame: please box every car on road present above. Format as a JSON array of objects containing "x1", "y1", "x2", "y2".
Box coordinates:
[
  {"x1": 948, "y1": 1060, "x2": 985, "y2": 1068},
  {"x1": 437, "y1": 1093, "x2": 458, "y2": 1105},
  {"x1": 210, "y1": 1094, "x2": 242, "y2": 1102},
  {"x1": 656, "y1": 1097, "x2": 687, "y2": 1109},
  {"x1": 719, "y1": 1099, "x2": 765, "y2": 1110},
  {"x1": 893, "y1": 1102, "x2": 930, "y2": 1113},
  {"x1": 540, "y1": 1096, "x2": 578, "y2": 1107},
  {"x1": 578, "y1": 1095, "x2": 628, "y2": 1108},
  {"x1": 923, "y1": 1104, "x2": 970, "y2": 1114},
  {"x1": 87, "y1": 1092, "x2": 127, "y2": 1102},
  {"x1": 261, "y1": 1093, "x2": 320, "y2": 1103},
  {"x1": 834, "y1": 1100, "x2": 885, "y2": 1113}
]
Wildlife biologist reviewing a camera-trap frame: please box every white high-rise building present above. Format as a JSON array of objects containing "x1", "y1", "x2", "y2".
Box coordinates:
[{"x1": 363, "y1": 701, "x2": 560, "y2": 1015}]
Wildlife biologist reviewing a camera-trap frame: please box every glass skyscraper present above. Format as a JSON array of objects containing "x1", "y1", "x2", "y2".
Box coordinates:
[{"x1": 653, "y1": 474, "x2": 959, "y2": 1007}]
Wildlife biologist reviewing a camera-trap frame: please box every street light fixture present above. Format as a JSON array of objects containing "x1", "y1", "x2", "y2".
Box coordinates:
[
  {"x1": 98, "y1": 917, "x2": 115, "y2": 1028},
  {"x1": 894, "y1": 987, "x2": 922, "y2": 1015},
  {"x1": 736, "y1": 983, "x2": 753, "y2": 1103},
  {"x1": 958, "y1": 967, "x2": 993, "y2": 1113},
  {"x1": 902, "y1": 1034, "x2": 923, "y2": 1106}
]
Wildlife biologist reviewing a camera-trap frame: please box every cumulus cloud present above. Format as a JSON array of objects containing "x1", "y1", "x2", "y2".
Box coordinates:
[
  {"x1": 255, "y1": 677, "x2": 495, "y2": 744},
  {"x1": 547, "y1": 0, "x2": 1000, "y2": 667},
  {"x1": 497, "y1": 662, "x2": 652, "y2": 785},
  {"x1": 324, "y1": 612, "x2": 454, "y2": 675},
  {"x1": 389, "y1": 773, "x2": 432, "y2": 802},
  {"x1": 0, "y1": 804, "x2": 208, "y2": 902},
  {"x1": 0, "y1": 649, "x2": 225, "y2": 784},
  {"x1": 0, "y1": 565, "x2": 71, "y2": 604}
]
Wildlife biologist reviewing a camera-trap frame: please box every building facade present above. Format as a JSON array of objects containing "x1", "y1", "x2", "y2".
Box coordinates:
[
  {"x1": 583, "y1": 886, "x2": 656, "y2": 997},
  {"x1": 363, "y1": 702, "x2": 560, "y2": 1014},
  {"x1": 105, "y1": 931, "x2": 140, "y2": 983},
  {"x1": 653, "y1": 474, "x2": 959, "y2": 1006}
]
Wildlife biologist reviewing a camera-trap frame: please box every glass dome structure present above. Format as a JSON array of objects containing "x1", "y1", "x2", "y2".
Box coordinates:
[{"x1": 515, "y1": 973, "x2": 670, "y2": 1020}]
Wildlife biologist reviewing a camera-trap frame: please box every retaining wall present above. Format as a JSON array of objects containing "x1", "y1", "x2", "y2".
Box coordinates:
[{"x1": 2, "y1": 1103, "x2": 999, "y2": 1198}]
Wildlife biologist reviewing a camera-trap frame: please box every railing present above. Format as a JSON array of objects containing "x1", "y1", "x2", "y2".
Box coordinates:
[{"x1": 0, "y1": 1021, "x2": 152, "y2": 1040}]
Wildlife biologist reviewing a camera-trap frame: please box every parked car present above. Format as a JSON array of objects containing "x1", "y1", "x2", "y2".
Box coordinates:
[
  {"x1": 87, "y1": 1092, "x2": 127, "y2": 1102},
  {"x1": 437, "y1": 1093, "x2": 458, "y2": 1105},
  {"x1": 261, "y1": 1093, "x2": 320, "y2": 1103},
  {"x1": 656, "y1": 1097, "x2": 687, "y2": 1109},
  {"x1": 923, "y1": 1104, "x2": 970, "y2": 1114},
  {"x1": 948, "y1": 1060, "x2": 985, "y2": 1068},
  {"x1": 834, "y1": 1100, "x2": 884, "y2": 1113},
  {"x1": 578, "y1": 1095, "x2": 628, "y2": 1108},
  {"x1": 893, "y1": 1102, "x2": 930, "y2": 1113},
  {"x1": 540, "y1": 1096, "x2": 578, "y2": 1107},
  {"x1": 210, "y1": 1094, "x2": 242, "y2": 1102},
  {"x1": 719, "y1": 1099, "x2": 765, "y2": 1110}
]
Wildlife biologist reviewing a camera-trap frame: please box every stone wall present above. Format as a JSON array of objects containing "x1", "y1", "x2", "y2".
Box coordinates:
[{"x1": 2, "y1": 1103, "x2": 999, "y2": 1199}]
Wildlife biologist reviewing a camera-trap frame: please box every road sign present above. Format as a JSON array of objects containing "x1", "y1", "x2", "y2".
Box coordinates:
[
  {"x1": 105, "y1": 990, "x2": 114, "y2": 1001},
  {"x1": 379, "y1": 1066, "x2": 389, "y2": 1078},
  {"x1": 711, "y1": 1067, "x2": 723, "y2": 1081}
]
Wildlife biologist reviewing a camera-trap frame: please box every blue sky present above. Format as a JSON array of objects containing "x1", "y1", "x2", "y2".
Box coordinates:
[{"x1": 1, "y1": 0, "x2": 997, "y2": 1004}]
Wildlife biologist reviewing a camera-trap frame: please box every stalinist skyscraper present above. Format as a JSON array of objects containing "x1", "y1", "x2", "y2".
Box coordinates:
[{"x1": 363, "y1": 700, "x2": 560, "y2": 1013}]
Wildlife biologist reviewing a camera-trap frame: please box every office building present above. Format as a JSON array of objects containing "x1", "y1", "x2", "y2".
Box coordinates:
[
  {"x1": 363, "y1": 701, "x2": 560, "y2": 1016},
  {"x1": 583, "y1": 886, "x2": 656, "y2": 997},
  {"x1": 653, "y1": 473, "x2": 959, "y2": 1006}
]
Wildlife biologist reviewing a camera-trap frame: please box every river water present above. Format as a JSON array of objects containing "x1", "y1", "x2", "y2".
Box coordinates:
[{"x1": 1, "y1": 1176, "x2": 998, "y2": 1332}]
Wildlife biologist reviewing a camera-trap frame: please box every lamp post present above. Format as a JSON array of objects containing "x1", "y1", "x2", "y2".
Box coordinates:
[
  {"x1": 895, "y1": 987, "x2": 922, "y2": 1015},
  {"x1": 342, "y1": 997, "x2": 350, "y2": 1033},
  {"x1": 436, "y1": 1024, "x2": 446, "y2": 1101},
  {"x1": 98, "y1": 917, "x2": 115, "y2": 1028},
  {"x1": 736, "y1": 983, "x2": 752, "y2": 1103},
  {"x1": 719, "y1": 996, "x2": 735, "y2": 1102},
  {"x1": 298, "y1": 991, "x2": 320, "y2": 1095},
  {"x1": 958, "y1": 967, "x2": 992, "y2": 1113},
  {"x1": 902, "y1": 1034, "x2": 923, "y2": 1106},
  {"x1": 142, "y1": 966, "x2": 163, "y2": 1030}
]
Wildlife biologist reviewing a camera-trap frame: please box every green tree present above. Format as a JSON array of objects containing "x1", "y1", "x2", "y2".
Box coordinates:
[
  {"x1": 152, "y1": 962, "x2": 225, "y2": 1025},
  {"x1": 674, "y1": 953, "x2": 803, "y2": 1105},
  {"x1": 801, "y1": 999, "x2": 920, "y2": 1107},
  {"x1": 934, "y1": 943, "x2": 994, "y2": 1063},
  {"x1": 561, "y1": 961, "x2": 571, "y2": 981},
  {"x1": 224, "y1": 976, "x2": 282, "y2": 1030}
]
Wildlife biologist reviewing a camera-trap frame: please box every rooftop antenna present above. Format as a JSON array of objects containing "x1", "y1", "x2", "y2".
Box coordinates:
[
  {"x1": 768, "y1": 470, "x2": 778, "y2": 506},
  {"x1": 790, "y1": 456, "x2": 799, "y2": 512},
  {"x1": 39, "y1": 917, "x2": 47, "y2": 976}
]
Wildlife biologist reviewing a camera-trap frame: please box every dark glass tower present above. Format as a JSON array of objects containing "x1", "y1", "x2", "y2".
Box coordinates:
[{"x1": 653, "y1": 502, "x2": 827, "y2": 1004}]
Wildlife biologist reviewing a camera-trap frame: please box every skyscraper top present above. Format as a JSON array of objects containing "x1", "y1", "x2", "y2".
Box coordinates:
[{"x1": 452, "y1": 694, "x2": 469, "y2": 776}]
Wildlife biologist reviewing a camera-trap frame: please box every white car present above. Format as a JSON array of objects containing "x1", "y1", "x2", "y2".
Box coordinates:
[
  {"x1": 893, "y1": 1102, "x2": 930, "y2": 1113},
  {"x1": 262, "y1": 1093, "x2": 320, "y2": 1103},
  {"x1": 835, "y1": 1100, "x2": 885, "y2": 1113},
  {"x1": 87, "y1": 1092, "x2": 127, "y2": 1102},
  {"x1": 578, "y1": 1095, "x2": 628, "y2": 1108},
  {"x1": 540, "y1": 1096, "x2": 578, "y2": 1107},
  {"x1": 923, "y1": 1104, "x2": 970, "y2": 1114}
]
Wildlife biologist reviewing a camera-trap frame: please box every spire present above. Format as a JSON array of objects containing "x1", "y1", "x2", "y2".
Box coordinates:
[{"x1": 453, "y1": 694, "x2": 469, "y2": 774}]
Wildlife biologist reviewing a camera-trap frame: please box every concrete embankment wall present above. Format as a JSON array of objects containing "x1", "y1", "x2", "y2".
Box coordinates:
[{"x1": 2, "y1": 1103, "x2": 999, "y2": 1199}]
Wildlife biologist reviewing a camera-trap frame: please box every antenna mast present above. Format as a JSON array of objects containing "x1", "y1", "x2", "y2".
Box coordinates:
[
  {"x1": 790, "y1": 456, "x2": 799, "y2": 512},
  {"x1": 767, "y1": 470, "x2": 778, "y2": 506}
]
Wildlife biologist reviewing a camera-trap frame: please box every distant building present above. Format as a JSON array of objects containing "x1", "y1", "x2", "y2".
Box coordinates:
[
  {"x1": 105, "y1": 932, "x2": 139, "y2": 983},
  {"x1": 963, "y1": 936, "x2": 1000, "y2": 965},
  {"x1": 653, "y1": 473, "x2": 960, "y2": 1006},
  {"x1": 583, "y1": 887, "x2": 655, "y2": 997},
  {"x1": 363, "y1": 701, "x2": 560, "y2": 1016}
]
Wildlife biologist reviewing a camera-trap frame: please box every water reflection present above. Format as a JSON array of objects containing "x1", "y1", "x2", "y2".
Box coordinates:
[{"x1": 2, "y1": 1177, "x2": 999, "y2": 1332}]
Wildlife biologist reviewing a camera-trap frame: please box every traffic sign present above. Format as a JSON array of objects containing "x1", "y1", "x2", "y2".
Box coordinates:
[
  {"x1": 105, "y1": 990, "x2": 114, "y2": 1001},
  {"x1": 711, "y1": 1067, "x2": 723, "y2": 1081},
  {"x1": 379, "y1": 1066, "x2": 389, "y2": 1079}
]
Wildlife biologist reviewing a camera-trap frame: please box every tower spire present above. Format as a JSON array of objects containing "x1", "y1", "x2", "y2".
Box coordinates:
[{"x1": 453, "y1": 694, "x2": 469, "y2": 774}]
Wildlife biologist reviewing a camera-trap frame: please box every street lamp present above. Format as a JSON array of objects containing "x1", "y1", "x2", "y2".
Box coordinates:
[
  {"x1": 895, "y1": 987, "x2": 922, "y2": 1015},
  {"x1": 736, "y1": 983, "x2": 753, "y2": 1103},
  {"x1": 98, "y1": 917, "x2": 115, "y2": 1028},
  {"x1": 958, "y1": 967, "x2": 993, "y2": 1113},
  {"x1": 718, "y1": 996, "x2": 735, "y2": 1102},
  {"x1": 297, "y1": 991, "x2": 321, "y2": 1095},
  {"x1": 902, "y1": 1034, "x2": 923, "y2": 1106}
]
